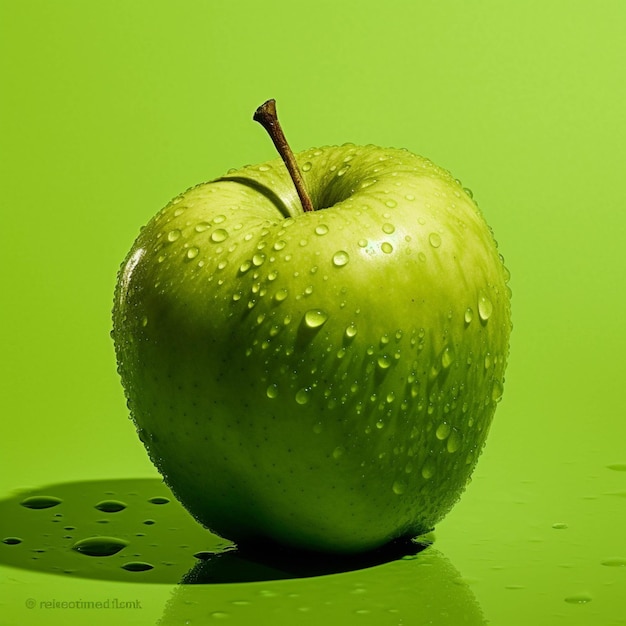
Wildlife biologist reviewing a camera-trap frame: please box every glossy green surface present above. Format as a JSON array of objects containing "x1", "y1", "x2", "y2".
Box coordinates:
[{"x1": 1, "y1": 1, "x2": 625, "y2": 624}]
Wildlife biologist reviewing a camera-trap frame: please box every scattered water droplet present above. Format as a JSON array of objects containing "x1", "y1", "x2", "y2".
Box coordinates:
[
  {"x1": 552, "y1": 523, "x2": 568, "y2": 530},
  {"x1": 121, "y1": 561, "x2": 154, "y2": 572},
  {"x1": 421, "y1": 463, "x2": 435, "y2": 479},
  {"x1": 436, "y1": 423, "x2": 451, "y2": 440},
  {"x1": 345, "y1": 323, "x2": 357, "y2": 339},
  {"x1": 381, "y1": 242, "x2": 393, "y2": 254},
  {"x1": 441, "y1": 347, "x2": 454, "y2": 369},
  {"x1": 382, "y1": 223, "x2": 395, "y2": 234},
  {"x1": 304, "y1": 309, "x2": 328, "y2": 328},
  {"x1": 252, "y1": 253, "x2": 265, "y2": 267},
  {"x1": 274, "y1": 288, "x2": 288, "y2": 302},
  {"x1": 464, "y1": 307, "x2": 474, "y2": 324},
  {"x1": 429, "y1": 232, "x2": 442, "y2": 248},
  {"x1": 377, "y1": 355, "x2": 391, "y2": 370},
  {"x1": 295, "y1": 388, "x2": 310, "y2": 405},
  {"x1": 195, "y1": 221, "x2": 211, "y2": 233},
  {"x1": 385, "y1": 199, "x2": 397, "y2": 208},
  {"x1": 392, "y1": 481, "x2": 406, "y2": 495},
  {"x1": 332, "y1": 446, "x2": 344, "y2": 460},
  {"x1": 186, "y1": 246, "x2": 199, "y2": 259},
  {"x1": 564, "y1": 594, "x2": 592, "y2": 605},
  {"x1": 94, "y1": 500, "x2": 127, "y2": 513},
  {"x1": 492, "y1": 380, "x2": 503, "y2": 402},
  {"x1": 601, "y1": 557, "x2": 626, "y2": 567},
  {"x1": 332, "y1": 250, "x2": 349, "y2": 267},
  {"x1": 266, "y1": 384, "x2": 278, "y2": 399},
  {"x1": 302, "y1": 161, "x2": 312, "y2": 172},
  {"x1": 337, "y1": 165, "x2": 350, "y2": 176},
  {"x1": 2, "y1": 537, "x2": 22, "y2": 545},
  {"x1": 20, "y1": 496, "x2": 62, "y2": 510},
  {"x1": 148, "y1": 496, "x2": 170, "y2": 505},
  {"x1": 447, "y1": 431, "x2": 461, "y2": 453},
  {"x1": 478, "y1": 291, "x2": 493, "y2": 321},
  {"x1": 315, "y1": 224, "x2": 329, "y2": 236},
  {"x1": 72, "y1": 536, "x2": 129, "y2": 557},
  {"x1": 167, "y1": 229, "x2": 181, "y2": 242}
]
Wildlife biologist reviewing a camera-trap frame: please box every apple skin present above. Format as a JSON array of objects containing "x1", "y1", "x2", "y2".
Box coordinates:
[{"x1": 112, "y1": 144, "x2": 511, "y2": 554}]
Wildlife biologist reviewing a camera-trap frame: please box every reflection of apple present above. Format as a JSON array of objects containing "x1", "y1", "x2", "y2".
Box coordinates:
[{"x1": 112, "y1": 100, "x2": 512, "y2": 554}]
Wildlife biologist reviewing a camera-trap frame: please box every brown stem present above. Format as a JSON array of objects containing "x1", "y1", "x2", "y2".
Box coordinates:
[{"x1": 253, "y1": 99, "x2": 315, "y2": 213}]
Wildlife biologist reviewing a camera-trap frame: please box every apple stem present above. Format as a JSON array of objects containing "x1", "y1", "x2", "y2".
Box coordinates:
[{"x1": 253, "y1": 99, "x2": 315, "y2": 213}]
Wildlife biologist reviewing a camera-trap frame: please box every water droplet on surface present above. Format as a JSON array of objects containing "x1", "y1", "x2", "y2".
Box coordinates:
[
  {"x1": 447, "y1": 431, "x2": 461, "y2": 453},
  {"x1": 464, "y1": 307, "x2": 474, "y2": 324},
  {"x1": 94, "y1": 500, "x2": 127, "y2": 513},
  {"x1": 392, "y1": 481, "x2": 406, "y2": 495},
  {"x1": 441, "y1": 347, "x2": 454, "y2": 369},
  {"x1": 332, "y1": 447, "x2": 344, "y2": 460},
  {"x1": 273, "y1": 240, "x2": 287, "y2": 251},
  {"x1": 194, "y1": 221, "x2": 211, "y2": 233},
  {"x1": 381, "y1": 242, "x2": 393, "y2": 254},
  {"x1": 274, "y1": 288, "x2": 288, "y2": 302},
  {"x1": 72, "y1": 536, "x2": 129, "y2": 557},
  {"x1": 601, "y1": 557, "x2": 626, "y2": 567},
  {"x1": 552, "y1": 523, "x2": 568, "y2": 530},
  {"x1": 478, "y1": 292, "x2": 493, "y2": 321},
  {"x1": 332, "y1": 251, "x2": 350, "y2": 267},
  {"x1": 385, "y1": 199, "x2": 397, "y2": 208},
  {"x1": 421, "y1": 463, "x2": 435, "y2": 479},
  {"x1": 377, "y1": 355, "x2": 391, "y2": 370},
  {"x1": 148, "y1": 496, "x2": 170, "y2": 505},
  {"x1": 337, "y1": 165, "x2": 350, "y2": 176},
  {"x1": 20, "y1": 496, "x2": 62, "y2": 510},
  {"x1": 345, "y1": 323, "x2": 357, "y2": 339},
  {"x1": 2, "y1": 537, "x2": 22, "y2": 545},
  {"x1": 295, "y1": 388, "x2": 310, "y2": 405},
  {"x1": 382, "y1": 223, "x2": 395, "y2": 234},
  {"x1": 304, "y1": 309, "x2": 328, "y2": 328},
  {"x1": 121, "y1": 561, "x2": 154, "y2": 572},
  {"x1": 492, "y1": 380, "x2": 504, "y2": 402},
  {"x1": 167, "y1": 229, "x2": 181, "y2": 242},
  {"x1": 429, "y1": 232, "x2": 442, "y2": 248},
  {"x1": 315, "y1": 224, "x2": 329, "y2": 236},
  {"x1": 266, "y1": 384, "x2": 278, "y2": 399},
  {"x1": 436, "y1": 423, "x2": 451, "y2": 440},
  {"x1": 302, "y1": 161, "x2": 312, "y2": 172},
  {"x1": 564, "y1": 594, "x2": 592, "y2": 604},
  {"x1": 186, "y1": 246, "x2": 199, "y2": 259}
]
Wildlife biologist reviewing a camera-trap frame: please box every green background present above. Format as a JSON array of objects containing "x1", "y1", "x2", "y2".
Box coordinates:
[{"x1": 1, "y1": 1, "x2": 625, "y2": 624}]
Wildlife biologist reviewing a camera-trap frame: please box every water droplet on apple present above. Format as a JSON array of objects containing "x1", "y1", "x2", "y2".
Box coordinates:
[
  {"x1": 304, "y1": 309, "x2": 328, "y2": 328},
  {"x1": 167, "y1": 229, "x2": 181, "y2": 242},
  {"x1": 601, "y1": 557, "x2": 626, "y2": 567},
  {"x1": 464, "y1": 187, "x2": 474, "y2": 198},
  {"x1": 315, "y1": 224, "x2": 329, "y2": 236},
  {"x1": 239, "y1": 260, "x2": 252, "y2": 274},
  {"x1": 252, "y1": 253, "x2": 265, "y2": 267},
  {"x1": 20, "y1": 496, "x2": 62, "y2": 509},
  {"x1": 377, "y1": 355, "x2": 391, "y2": 370},
  {"x1": 266, "y1": 384, "x2": 278, "y2": 399},
  {"x1": 357, "y1": 238, "x2": 368, "y2": 248},
  {"x1": 405, "y1": 194, "x2": 415, "y2": 201},
  {"x1": 345, "y1": 323, "x2": 357, "y2": 339},
  {"x1": 2, "y1": 537, "x2": 22, "y2": 545},
  {"x1": 195, "y1": 222, "x2": 211, "y2": 233},
  {"x1": 95, "y1": 500, "x2": 127, "y2": 513},
  {"x1": 258, "y1": 164, "x2": 271, "y2": 172},
  {"x1": 302, "y1": 161, "x2": 312, "y2": 172},
  {"x1": 332, "y1": 446, "x2": 344, "y2": 459},
  {"x1": 385, "y1": 199, "x2": 397, "y2": 208},
  {"x1": 381, "y1": 242, "x2": 393, "y2": 254},
  {"x1": 564, "y1": 594, "x2": 592, "y2": 605},
  {"x1": 273, "y1": 240, "x2": 287, "y2": 251},
  {"x1": 421, "y1": 463, "x2": 435, "y2": 479},
  {"x1": 332, "y1": 251, "x2": 350, "y2": 267},
  {"x1": 478, "y1": 292, "x2": 493, "y2": 320},
  {"x1": 186, "y1": 246, "x2": 199, "y2": 259},
  {"x1": 274, "y1": 288, "x2": 288, "y2": 302},
  {"x1": 392, "y1": 481, "x2": 406, "y2": 495},
  {"x1": 464, "y1": 307, "x2": 474, "y2": 324},
  {"x1": 447, "y1": 431, "x2": 461, "y2": 453},
  {"x1": 72, "y1": 536, "x2": 129, "y2": 557},
  {"x1": 382, "y1": 223, "x2": 395, "y2": 234},
  {"x1": 295, "y1": 388, "x2": 310, "y2": 405},
  {"x1": 209, "y1": 229, "x2": 227, "y2": 243},
  {"x1": 360, "y1": 178, "x2": 376, "y2": 189},
  {"x1": 552, "y1": 522, "x2": 568, "y2": 530},
  {"x1": 492, "y1": 380, "x2": 503, "y2": 402},
  {"x1": 441, "y1": 347, "x2": 454, "y2": 369},
  {"x1": 429, "y1": 232, "x2": 442, "y2": 248},
  {"x1": 121, "y1": 561, "x2": 154, "y2": 572},
  {"x1": 337, "y1": 164, "x2": 350, "y2": 176},
  {"x1": 484, "y1": 353, "x2": 492, "y2": 369},
  {"x1": 436, "y1": 423, "x2": 451, "y2": 440}
]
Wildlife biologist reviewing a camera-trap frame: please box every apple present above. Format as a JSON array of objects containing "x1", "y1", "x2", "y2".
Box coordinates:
[{"x1": 112, "y1": 100, "x2": 512, "y2": 554}]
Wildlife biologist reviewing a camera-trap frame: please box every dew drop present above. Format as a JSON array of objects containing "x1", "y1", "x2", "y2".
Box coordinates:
[
  {"x1": 2, "y1": 537, "x2": 22, "y2": 545},
  {"x1": 304, "y1": 309, "x2": 328, "y2": 328},
  {"x1": 332, "y1": 446, "x2": 344, "y2": 459},
  {"x1": 357, "y1": 238, "x2": 368, "y2": 248},
  {"x1": 148, "y1": 496, "x2": 170, "y2": 505},
  {"x1": 252, "y1": 253, "x2": 265, "y2": 267},
  {"x1": 345, "y1": 323, "x2": 357, "y2": 339},
  {"x1": 95, "y1": 500, "x2": 127, "y2": 513},
  {"x1": 20, "y1": 496, "x2": 62, "y2": 510},
  {"x1": 72, "y1": 536, "x2": 129, "y2": 557},
  {"x1": 392, "y1": 481, "x2": 406, "y2": 495},
  {"x1": 332, "y1": 250, "x2": 350, "y2": 267},
  {"x1": 552, "y1": 523, "x2": 568, "y2": 530},
  {"x1": 385, "y1": 199, "x2": 397, "y2": 208},
  {"x1": 429, "y1": 232, "x2": 442, "y2": 248},
  {"x1": 447, "y1": 431, "x2": 461, "y2": 453},
  {"x1": 266, "y1": 384, "x2": 278, "y2": 399},
  {"x1": 441, "y1": 347, "x2": 454, "y2": 369},
  {"x1": 382, "y1": 223, "x2": 395, "y2": 234},
  {"x1": 295, "y1": 388, "x2": 310, "y2": 405},
  {"x1": 315, "y1": 224, "x2": 329, "y2": 236},
  {"x1": 478, "y1": 292, "x2": 493, "y2": 321},
  {"x1": 186, "y1": 246, "x2": 199, "y2": 259},
  {"x1": 167, "y1": 229, "x2": 181, "y2": 242},
  {"x1": 273, "y1": 240, "x2": 287, "y2": 251},
  {"x1": 421, "y1": 463, "x2": 435, "y2": 479},
  {"x1": 337, "y1": 165, "x2": 350, "y2": 176},
  {"x1": 436, "y1": 423, "x2": 451, "y2": 440},
  {"x1": 302, "y1": 161, "x2": 312, "y2": 172},
  {"x1": 492, "y1": 381, "x2": 504, "y2": 402},
  {"x1": 564, "y1": 594, "x2": 592, "y2": 605},
  {"x1": 258, "y1": 164, "x2": 271, "y2": 172},
  {"x1": 195, "y1": 222, "x2": 211, "y2": 233},
  {"x1": 381, "y1": 242, "x2": 393, "y2": 254},
  {"x1": 209, "y1": 229, "x2": 227, "y2": 243},
  {"x1": 121, "y1": 561, "x2": 154, "y2": 572},
  {"x1": 274, "y1": 288, "x2": 288, "y2": 302},
  {"x1": 377, "y1": 355, "x2": 391, "y2": 370}
]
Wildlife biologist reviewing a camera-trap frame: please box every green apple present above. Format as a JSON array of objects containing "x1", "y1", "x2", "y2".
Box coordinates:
[{"x1": 112, "y1": 101, "x2": 512, "y2": 554}]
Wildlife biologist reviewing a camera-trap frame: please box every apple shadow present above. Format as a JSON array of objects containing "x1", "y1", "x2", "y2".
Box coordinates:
[{"x1": 0, "y1": 478, "x2": 427, "y2": 584}]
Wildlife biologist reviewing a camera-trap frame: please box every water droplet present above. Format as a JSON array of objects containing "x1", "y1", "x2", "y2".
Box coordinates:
[
  {"x1": 274, "y1": 288, "x2": 288, "y2": 302},
  {"x1": 552, "y1": 523, "x2": 568, "y2": 530},
  {"x1": 266, "y1": 384, "x2": 278, "y2": 399},
  {"x1": 441, "y1": 347, "x2": 454, "y2": 369},
  {"x1": 601, "y1": 557, "x2": 626, "y2": 567},
  {"x1": 315, "y1": 224, "x2": 329, "y2": 236},
  {"x1": 121, "y1": 561, "x2": 154, "y2": 572},
  {"x1": 195, "y1": 221, "x2": 211, "y2": 233},
  {"x1": 464, "y1": 308, "x2": 474, "y2": 324},
  {"x1": 381, "y1": 242, "x2": 393, "y2": 254},
  {"x1": 302, "y1": 161, "x2": 312, "y2": 172},
  {"x1": 478, "y1": 292, "x2": 493, "y2": 321},
  {"x1": 186, "y1": 246, "x2": 199, "y2": 259},
  {"x1": 148, "y1": 496, "x2": 170, "y2": 505},
  {"x1": 252, "y1": 253, "x2": 265, "y2": 267},
  {"x1": 332, "y1": 250, "x2": 350, "y2": 267},
  {"x1": 258, "y1": 164, "x2": 271, "y2": 172},
  {"x1": 377, "y1": 355, "x2": 391, "y2": 370},
  {"x1": 385, "y1": 199, "x2": 397, "y2": 208},
  {"x1": 392, "y1": 481, "x2": 406, "y2": 495},
  {"x1": 337, "y1": 165, "x2": 350, "y2": 176},
  {"x1": 239, "y1": 260, "x2": 252, "y2": 274},
  {"x1": 304, "y1": 309, "x2": 328, "y2": 328},
  {"x1": 429, "y1": 232, "x2": 442, "y2": 248},
  {"x1": 167, "y1": 229, "x2": 181, "y2": 242},
  {"x1": 313, "y1": 423, "x2": 323, "y2": 434},
  {"x1": 447, "y1": 431, "x2": 461, "y2": 453},
  {"x1": 295, "y1": 388, "x2": 310, "y2": 405},
  {"x1": 345, "y1": 323, "x2": 357, "y2": 339},
  {"x1": 436, "y1": 423, "x2": 451, "y2": 440},
  {"x1": 382, "y1": 223, "x2": 395, "y2": 234},
  {"x1": 332, "y1": 446, "x2": 344, "y2": 459},
  {"x1": 143, "y1": 519, "x2": 156, "y2": 525},
  {"x1": 20, "y1": 496, "x2": 62, "y2": 509},
  {"x1": 2, "y1": 537, "x2": 22, "y2": 545},
  {"x1": 421, "y1": 463, "x2": 435, "y2": 479},
  {"x1": 564, "y1": 594, "x2": 592, "y2": 605},
  {"x1": 607, "y1": 463, "x2": 626, "y2": 471},
  {"x1": 358, "y1": 238, "x2": 368, "y2": 248},
  {"x1": 492, "y1": 380, "x2": 503, "y2": 402},
  {"x1": 72, "y1": 536, "x2": 129, "y2": 557},
  {"x1": 213, "y1": 214, "x2": 226, "y2": 224},
  {"x1": 95, "y1": 500, "x2": 127, "y2": 513}
]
